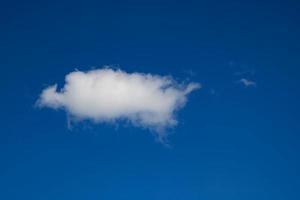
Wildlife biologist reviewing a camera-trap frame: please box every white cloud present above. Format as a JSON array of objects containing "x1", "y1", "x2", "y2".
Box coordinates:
[
  {"x1": 37, "y1": 67, "x2": 200, "y2": 138},
  {"x1": 239, "y1": 78, "x2": 256, "y2": 87}
]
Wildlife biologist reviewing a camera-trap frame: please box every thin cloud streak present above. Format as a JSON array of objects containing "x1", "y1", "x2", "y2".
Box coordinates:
[{"x1": 239, "y1": 78, "x2": 256, "y2": 87}]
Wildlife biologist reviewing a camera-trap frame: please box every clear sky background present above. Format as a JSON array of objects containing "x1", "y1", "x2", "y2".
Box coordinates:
[{"x1": 1, "y1": 0, "x2": 300, "y2": 199}]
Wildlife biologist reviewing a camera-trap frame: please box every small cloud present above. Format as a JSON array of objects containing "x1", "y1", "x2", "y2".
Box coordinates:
[
  {"x1": 239, "y1": 78, "x2": 256, "y2": 87},
  {"x1": 37, "y1": 67, "x2": 200, "y2": 140}
]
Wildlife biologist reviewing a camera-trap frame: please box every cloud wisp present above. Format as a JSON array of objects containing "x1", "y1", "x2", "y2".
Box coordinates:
[
  {"x1": 37, "y1": 67, "x2": 200, "y2": 139},
  {"x1": 239, "y1": 78, "x2": 256, "y2": 87}
]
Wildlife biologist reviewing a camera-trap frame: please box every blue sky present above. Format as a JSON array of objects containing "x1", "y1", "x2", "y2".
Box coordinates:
[{"x1": 1, "y1": 0, "x2": 300, "y2": 199}]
